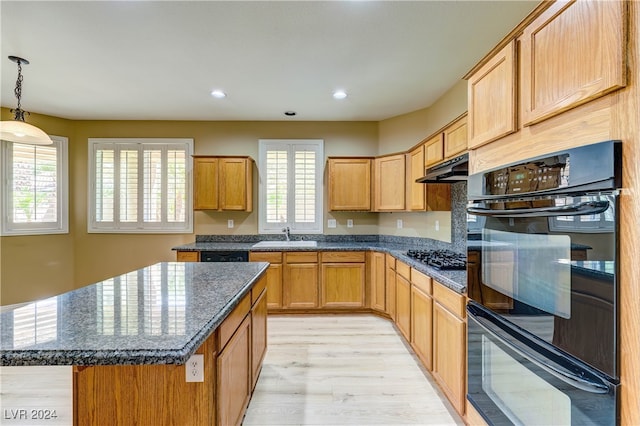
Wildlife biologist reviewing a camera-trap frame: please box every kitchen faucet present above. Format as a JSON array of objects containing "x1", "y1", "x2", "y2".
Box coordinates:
[{"x1": 282, "y1": 226, "x2": 291, "y2": 241}]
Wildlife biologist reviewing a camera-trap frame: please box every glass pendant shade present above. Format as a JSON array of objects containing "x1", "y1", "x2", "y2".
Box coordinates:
[{"x1": 0, "y1": 120, "x2": 53, "y2": 145}]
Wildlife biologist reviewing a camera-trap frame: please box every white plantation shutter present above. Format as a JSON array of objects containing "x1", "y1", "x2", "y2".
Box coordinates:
[
  {"x1": 1, "y1": 135, "x2": 68, "y2": 235},
  {"x1": 89, "y1": 138, "x2": 192, "y2": 233},
  {"x1": 259, "y1": 139, "x2": 323, "y2": 233}
]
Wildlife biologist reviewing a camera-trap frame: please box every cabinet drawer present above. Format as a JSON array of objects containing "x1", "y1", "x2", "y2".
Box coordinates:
[
  {"x1": 251, "y1": 275, "x2": 267, "y2": 304},
  {"x1": 320, "y1": 251, "x2": 365, "y2": 263},
  {"x1": 433, "y1": 281, "x2": 465, "y2": 319},
  {"x1": 285, "y1": 252, "x2": 318, "y2": 263},
  {"x1": 396, "y1": 261, "x2": 411, "y2": 280},
  {"x1": 411, "y1": 268, "x2": 431, "y2": 295},
  {"x1": 385, "y1": 254, "x2": 396, "y2": 270},
  {"x1": 176, "y1": 251, "x2": 199, "y2": 262},
  {"x1": 249, "y1": 252, "x2": 283, "y2": 263},
  {"x1": 217, "y1": 293, "x2": 251, "y2": 351}
]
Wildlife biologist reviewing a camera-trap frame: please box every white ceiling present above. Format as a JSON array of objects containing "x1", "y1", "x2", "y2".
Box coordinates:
[{"x1": 0, "y1": 1, "x2": 538, "y2": 122}]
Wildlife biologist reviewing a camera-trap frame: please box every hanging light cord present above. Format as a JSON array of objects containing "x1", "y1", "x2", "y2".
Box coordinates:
[{"x1": 11, "y1": 58, "x2": 28, "y2": 122}]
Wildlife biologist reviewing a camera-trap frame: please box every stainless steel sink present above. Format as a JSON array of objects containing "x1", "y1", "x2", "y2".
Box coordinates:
[{"x1": 251, "y1": 240, "x2": 317, "y2": 248}]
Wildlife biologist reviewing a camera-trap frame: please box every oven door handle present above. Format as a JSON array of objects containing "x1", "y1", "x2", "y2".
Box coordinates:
[
  {"x1": 466, "y1": 200, "x2": 610, "y2": 218},
  {"x1": 472, "y1": 312, "x2": 610, "y2": 394}
]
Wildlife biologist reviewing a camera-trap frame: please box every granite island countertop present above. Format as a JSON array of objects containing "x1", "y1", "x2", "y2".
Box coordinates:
[
  {"x1": 173, "y1": 240, "x2": 467, "y2": 294},
  {"x1": 0, "y1": 261, "x2": 269, "y2": 367}
]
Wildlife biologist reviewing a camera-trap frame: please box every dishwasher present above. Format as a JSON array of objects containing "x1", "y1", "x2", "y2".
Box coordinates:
[{"x1": 200, "y1": 251, "x2": 249, "y2": 262}]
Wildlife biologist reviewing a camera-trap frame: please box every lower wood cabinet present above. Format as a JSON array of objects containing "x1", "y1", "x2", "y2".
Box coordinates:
[
  {"x1": 410, "y1": 269, "x2": 433, "y2": 371},
  {"x1": 251, "y1": 282, "x2": 268, "y2": 391},
  {"x1": 385, "y1": 254, "x2": 397, "y2": 321},
  {"x1": 176, "y1": 250, "x2": 199, "y2": 262},
  {"x1": 395, "y1": 274, "x2": 411, "y2": 341},
  {"x1": 320, "y1": 251, "x2": 365, "y2": 308},
  {"x1": 249, "y1": 252, "x2": 283, "y2": 309},
  {"x1": 283, "y1": 252, "x2": 319, "y2": 309},
  {"x1": 432, "y1": 280, "x2": 466, "y2": 415},
  {"x1": 369, "y1": 251, "x2": 386, "y2": 312}
]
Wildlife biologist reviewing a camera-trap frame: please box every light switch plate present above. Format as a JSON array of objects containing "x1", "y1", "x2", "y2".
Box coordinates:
[
  {"x1": 347, "y1": 219, "x2": 353, "y2": 228},
  {"x1": 328, "y1": 219, "x2": 337, "y2": 228},
  {"x1": 227, "y1": 219, "x2": 234, "y2": 228},
  {"x1": 397, "y1": 219, "x2": 403, "y2": 229}
]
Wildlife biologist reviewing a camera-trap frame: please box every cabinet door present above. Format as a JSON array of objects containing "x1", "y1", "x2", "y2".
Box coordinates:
[
  {"x1": 467, "y1": 40, "x2": 517, "y2": 149},
  {"x1": 250, "y1": 252, "x2": 283, "y2": 309},
  {"x1": 217, "y1": 315, "x2": 251, "y2": 426},
  {"x1": 411, "y1": 286, "x2": 433, "y2": 371},
  {"x1": 521, "y1": 0, "x2": 626, "y2": 126},
  {"x1": 443, "y1": 116, "x2": 468, "y2": 158},
  {"x1": 408, "y1": 146, "x2": 426, "y2": 211},
  {"x1": 424, "y1": 134, "x2": 444, "y2": 167},
  {"x1": 374, "y1": 154, "x2": 406, "y2": 211},
  {"x1": 370, "y1": 252, "x2": 386, "y2": 312},
  {"x1": 327, "y1": 158, "x2": 372, "y2": 211},
  {"x1": 176, "y1": 251, "x2": 199, "y2": 262},
  {"x1": 433, "y1": 301, "x2": 466, "y2": 415},
  {"x1": 386, "y1": 261, "x2": 396, "y2": 321},
  {"x1": 193, "y1": 157, "x2": 219, "y2": 210},
  {"x1": 251, "y1": 289, "x2": 268, "y2": 391},
  {"x1": 220, "y1": 157, "x2": 251, "y2": 211},
  {"x1": 320, "y1": 263, "x2": 365, "y2": 308},
  {"x1": 283, "y1": 263, "x2": 319, "y2": 309},
  {"x1": 395, "y1": 274, "x2": 411, "y2": 341}
]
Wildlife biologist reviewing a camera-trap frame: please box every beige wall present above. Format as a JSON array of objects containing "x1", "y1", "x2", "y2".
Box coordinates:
[{"x1": 376, "y1": 80, "x2": 467, "y2": 240}]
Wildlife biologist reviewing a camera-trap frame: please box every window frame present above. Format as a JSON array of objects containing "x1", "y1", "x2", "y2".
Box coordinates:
[
  {"x1": 87, "y1": 138, "x2": 193, "y2": 234},
  {"x1": 1, "y1": 135, "x2": 69, "y2": 236},
  {"x1": 258, "y1": 139, "x2": 324, "y2": 234}
]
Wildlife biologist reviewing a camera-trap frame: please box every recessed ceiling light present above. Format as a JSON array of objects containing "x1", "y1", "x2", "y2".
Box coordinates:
[
  {"x1": 284, "y1": 111, "x2": 297, "y2": 116},
  {"x1": 211, "y1": 90, "x2": 226, "y2": 98},
  {"x1": 333, "y1": 90, "x2": 347, "y2": 100}
]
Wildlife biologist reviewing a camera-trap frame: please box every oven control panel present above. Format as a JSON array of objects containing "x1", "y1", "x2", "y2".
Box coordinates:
[{"x1": 484, "y1": 154, "x2": 569, "y2": 195}]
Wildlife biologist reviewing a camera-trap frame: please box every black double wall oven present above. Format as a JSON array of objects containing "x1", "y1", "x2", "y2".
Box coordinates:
[{"x1": 466, "y1": 141, "x2": 621, "y2": 425}]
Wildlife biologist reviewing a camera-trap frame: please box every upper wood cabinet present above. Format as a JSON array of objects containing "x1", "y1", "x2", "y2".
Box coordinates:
[
  {"x1": 193, "y1": 156, "x2": 253, "y2": 211},
  {"x1": 467, "y1": 40, "x2": 517, "y2": 149},
  {"x1": 520, "y1": 0, "x2": 627, "y2": 125},
  {"x1": 327, "y1": 157, "x2": 372, "y2": 211},
  {"x1": 407, "y1": 145, "x2": 426, "y2": 211},
  {"x1": 443, "y1": 115, "x2": 468, "y2": 159},
  {"x1": 373, "y1": 154, "x2": 406, "y2": 211},
  {"x1": 424, "y1": 134, "x2": 444, "y2": 168}
]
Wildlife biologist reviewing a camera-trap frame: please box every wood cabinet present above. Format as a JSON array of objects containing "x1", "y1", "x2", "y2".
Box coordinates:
[
  {"x1": 467, "y1": 39, "x2": 517, "y2": 149},
  {"x1": 520, "y1": 0, "x2": 626, "y2": 126},
  {"x1": 193, "y1": 156, "x2": 253, "y2": 211},
  {"x1": 251, "y1": 283, "x2": 268, "y2": 391},
  {"x1": 424, "y1": 134, "x2": 444, "y2": 167},
  {"x1": 407, "y1": 145, "x2": 426, "y2": 211},
  {"x1": 249, "y1": 252, "x2": 283, "y2": 309},
  {"x1": 327, "y1": 157, "x2": 372, "y2": 211},
  {"x1": 410, "y1": 269, "x2": 433, "y2": 371},
  {"x1": 283, "y1": 252, "x2": 319, "y2": 309},
  {"x1": 395, "y1": 273, "x2": 411, "y2": 342},
  {"x1": 320, "y1": 251, "x2": 365, "y2": 308},
  {"x1": 176, "y1": 250, "x2": 199, "y2": 262},
  {"x1": 373, "y1": 154, "x2": 406, "y2": 211},
  {"x1": 217, "y1": 314, "x2": 251, "y2": 426},
  {"x1": 432, "y1": 280, "x2": 466, "y2": 415},
  {"x1": 443, "y1": 115, "x2": 468, "y2": 159},
  {"x1": 385, "y1": 254, "x2": 397, "y2": 321},
  {"x1": 369, "y1": 251, "x2": 386, "y2": 312}
]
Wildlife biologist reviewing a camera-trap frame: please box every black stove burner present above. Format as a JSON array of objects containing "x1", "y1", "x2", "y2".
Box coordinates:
[{"x1": 406, "y1": 249, "x2": 467, "y2": 271}]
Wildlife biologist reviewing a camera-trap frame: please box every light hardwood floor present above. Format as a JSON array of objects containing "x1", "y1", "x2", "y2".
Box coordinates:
[{"x1": 243, "y1": 315, "x2": 464, "y2": 426}]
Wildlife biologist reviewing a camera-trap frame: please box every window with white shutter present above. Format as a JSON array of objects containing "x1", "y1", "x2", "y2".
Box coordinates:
[
  {"x1": 88, "y1": 138, "x2": 193, "y2": 233},
  {"x1": 1, "y1": 135, "x2": 68, "y2": 235},
  {"x1": 258, "y1": 139, "x2": 323, "y2": 234}
]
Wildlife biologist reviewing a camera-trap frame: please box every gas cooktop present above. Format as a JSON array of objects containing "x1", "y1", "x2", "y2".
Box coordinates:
[{"x1": 406, "y1": 249, "x2": 467, "y2": 271}]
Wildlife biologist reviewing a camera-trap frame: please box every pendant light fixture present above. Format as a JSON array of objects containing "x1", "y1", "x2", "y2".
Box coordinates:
[{"x1": 0, "y1": 56, "x2": 53, "y2": 145}]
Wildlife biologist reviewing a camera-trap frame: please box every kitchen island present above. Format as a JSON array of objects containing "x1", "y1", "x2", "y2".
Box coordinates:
[{"x1": 0, "y1": 261, "x2": 269, "y2": 425}]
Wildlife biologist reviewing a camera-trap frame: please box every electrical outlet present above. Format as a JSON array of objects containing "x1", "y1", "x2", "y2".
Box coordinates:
[
  {"x1": 347, "y1": 219, "x2": 353, "y2": 228},
  {"x1": 435, "y1": 220, "x2": 439, "y2": 231},
  {"x1": 396, "y1": 219, "x2": 403, "y2": 229},
  {"x1": 227, "y1": 219, "x2": 234, "y2": 228},
  {"x1": 328, "y1": 219, "x2": 337, "y2": 228},
  {"x1": 185, "y1": 354, "x2": 204, "y2": 382}
]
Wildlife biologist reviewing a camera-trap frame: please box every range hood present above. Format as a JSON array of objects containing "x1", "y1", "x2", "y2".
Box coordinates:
[{"x1": 416, "y1": 152, "x2": 468, "y2": 183}]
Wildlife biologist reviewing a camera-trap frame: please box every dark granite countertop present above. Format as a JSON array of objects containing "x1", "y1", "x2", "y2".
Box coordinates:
[
  {"x1": 173, "y1": 240, "x2": 466, "y2": 294},
  {"x1": 0, "y1": 262, "x2": 269, "y2": 366}
]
